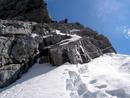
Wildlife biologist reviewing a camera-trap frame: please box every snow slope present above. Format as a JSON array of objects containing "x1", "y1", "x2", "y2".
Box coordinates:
[{"x1": 1, "y1": 53, "x2": 130, "y2": 98}]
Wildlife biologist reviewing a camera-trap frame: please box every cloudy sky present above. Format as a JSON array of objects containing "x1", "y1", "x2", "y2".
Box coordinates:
[{"x1": 45, "y1": 0, "x2": 130, "y2": 55}]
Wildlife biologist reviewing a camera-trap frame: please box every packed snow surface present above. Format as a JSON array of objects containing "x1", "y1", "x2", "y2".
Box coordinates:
[{"x1": 1, "y1": 53, "x2": 130, "y2": 98}]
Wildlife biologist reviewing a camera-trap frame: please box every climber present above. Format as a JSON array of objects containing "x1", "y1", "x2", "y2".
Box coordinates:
[
  {"x1": 64, "y1": 18, "x2": 68, "y2": 24},
  {"x1": 59, "y1": 18, "x2": 68, "y2": 24},
  {"x1": 45, "y1": 3, "x2": 47, "y2": 6}
]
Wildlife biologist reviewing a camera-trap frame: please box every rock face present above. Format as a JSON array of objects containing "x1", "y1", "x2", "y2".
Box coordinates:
[
  {"x1": 0, "y1": 0, "x2": 116, "y2": 88},
  {"x1": 0, "y1": 0, "x2": 51, "y2": 23},
  {"x1": 0, "y1": 20, "x2": 116, "y2": 87},
  {"x1": 0, "y1": 21, "x2": 39, "y2": 87}
]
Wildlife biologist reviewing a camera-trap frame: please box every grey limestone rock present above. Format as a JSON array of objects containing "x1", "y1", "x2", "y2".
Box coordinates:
[{"x1": 0, "y1": 0, "x2": 116, "y2": 88}]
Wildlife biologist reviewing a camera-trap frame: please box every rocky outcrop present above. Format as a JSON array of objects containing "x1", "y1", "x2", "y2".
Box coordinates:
[
  {"x1": 0, "y1": 0, "x2": 51, "y2": 23},
  {"x1": 0, "y1": 20, "x2": 116, "y2": 88},
  {"x1": 0, "y1": 0, "x2": 116, "y2": 88},
  {"x1": 45, "y1": 25, "x2": 116, "y2": 65}
]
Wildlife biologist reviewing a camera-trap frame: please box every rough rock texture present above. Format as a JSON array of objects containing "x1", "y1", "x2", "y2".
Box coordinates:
[
  {"x1": 47, "y1": 23, "x2": 116, "y2": 65},
  {"x1": 0, "y1": 0, "x2": 51, "y2": 23},
  {"x1": 0, "y1": 20, "x2": 116, "y2": 88},
  {"x1": 0, "y1": 0, "x2": 116, "y2": 88}
]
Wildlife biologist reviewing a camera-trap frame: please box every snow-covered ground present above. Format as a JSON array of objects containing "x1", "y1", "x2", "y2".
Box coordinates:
[{"x1": 1, "y1": 53, "x2": 130, "y2": 98}]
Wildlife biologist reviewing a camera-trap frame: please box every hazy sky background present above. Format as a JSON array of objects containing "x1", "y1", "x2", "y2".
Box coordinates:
[{"x1": 45, "y1": 0, "x2": 130, "y2": 55}]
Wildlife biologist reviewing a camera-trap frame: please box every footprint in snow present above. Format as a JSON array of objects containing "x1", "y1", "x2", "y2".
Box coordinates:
[
  {"x1": 89, "y1": 79, "x2": 97, "y2": 84},
  {"x1": 66, "y1": 79, "x2": 74, "y2": 91},
  {"x1": 96, "y1": 84, "x2": 107, "y2": 89}
]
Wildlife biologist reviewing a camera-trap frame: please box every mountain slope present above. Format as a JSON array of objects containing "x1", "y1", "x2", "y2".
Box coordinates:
[
  {"x1": 0, "y1": 64, "x2": 70, "y2": 98},
  {"x1": 1, "y1": 53, "x2": 130, "y2": 98},
  {"x1": 0, "y1": 20, "x2": 116, "y2": 88}
]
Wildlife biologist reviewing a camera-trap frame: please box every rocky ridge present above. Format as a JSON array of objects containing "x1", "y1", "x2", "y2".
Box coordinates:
[{"x1": 0, "y1": 0, "x2": 116, "y2": 88}]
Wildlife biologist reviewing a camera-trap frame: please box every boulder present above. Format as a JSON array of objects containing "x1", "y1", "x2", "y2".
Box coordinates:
[
  {"x1": 48, "y1": 37, "x2": 102, "y2": 66},
  {"x1": 0, "y1": 33, "x2": 39, "y2": 87},
  {"x1": 0, "y1": 20, "x2": 32, "y2": 36},
  {"x1": 0, "y1": 64, "x2": 21, "y2": 87}
]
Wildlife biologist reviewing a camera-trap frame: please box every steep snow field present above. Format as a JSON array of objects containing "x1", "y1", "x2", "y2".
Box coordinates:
[{"x1": 1, "y1": 53, "x2": 130, "y2": 98}]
